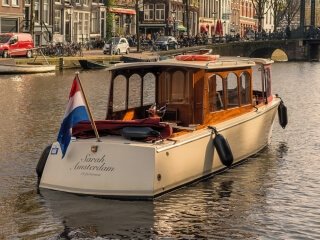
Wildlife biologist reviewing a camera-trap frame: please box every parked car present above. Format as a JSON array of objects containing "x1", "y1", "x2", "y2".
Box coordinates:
[
  {"x1": 103, "y1": 37, "x2": 130, "y2": 55},
  {"x1": 0, "y1": 33, "x2": 34, "y2": 58},
  {"x1": 154, "y1": 36, "x2": 178, "y2": 51}
]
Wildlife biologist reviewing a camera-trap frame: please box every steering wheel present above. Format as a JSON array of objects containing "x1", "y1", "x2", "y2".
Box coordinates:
[{"x1": 147, "y1": 103, "x2": 167, "y2": 118}]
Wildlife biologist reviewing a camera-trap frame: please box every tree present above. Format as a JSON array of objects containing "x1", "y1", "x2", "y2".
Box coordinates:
[
  {"x1": 105, "y1": 0, "x2": 115, "y2": 40},
  {"x1": 270, "y1": 0, "x2": 299, "y2": 31},
  {"x1": 283, "y1": 0, "x2": 300, "y2": 29},
  {"x1": 251, "y1": 0, "x2": 272, "y2": 32},
  {"x1": 270, "y1": 0, "x2": 286, "y2": 31}
]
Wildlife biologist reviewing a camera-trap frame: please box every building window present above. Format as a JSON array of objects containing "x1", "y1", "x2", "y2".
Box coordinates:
[
  {"x1": 43, "y1": 0, "x2": 49, "y2": 24},
  {"x1": 91, "y1": 12, "x2": 98, "y2": 33},
  {"x1": 12, "y1": 0, "x2": 19, "y2": 6},
  {"x1": 144, "y1": 4, "x2": 154, "y2": 20},
  {"x1": 83, "y1": 0, "x2": 88, "y2": 5},
  {"x1": 84, "y1": 13, "x2": 89, "y2": 37},
  {"x1": 54, "y1": 9, "x2": 61, "y2": 32},
  {"x1": 35, "y1": 35, "x2": 40, "y2": 46},
  {"x1": 155, "y1": 4, "x2": 165, "y2": 20},
  {"x1": 55, "y1": 0, "x2": 61, "y2": 3},
  {"x1": 2, "y1": 0, "x2": 9, "y2": 5},
  {"x1": 78, "y1": 13, "x2": 83, "y2": 35},
  {"x1": 73, "y1": 12, "x2": 78, "y2": 22},
  {"x1": 1, "y1": 18, "x2": 18, "y2": 32},
  {"x1": 35, "y1": 0, "x2": 40, "y2": 23},
  {"x1": 76, "y1": 12, "x2": 89, "y2": 42}
]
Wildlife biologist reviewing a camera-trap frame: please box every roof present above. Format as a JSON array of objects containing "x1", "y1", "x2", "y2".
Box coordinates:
[{"x1": 107, "y1": 56, "x2": 269, "y2": 71}]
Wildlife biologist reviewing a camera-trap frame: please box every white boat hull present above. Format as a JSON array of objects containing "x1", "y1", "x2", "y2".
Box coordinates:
[
  {"x1": 0, "y1": 63, "x2": 56, "y2": 73},
  {"x1": 39, "y1": 99, "x2": 280, "y2": 198}
]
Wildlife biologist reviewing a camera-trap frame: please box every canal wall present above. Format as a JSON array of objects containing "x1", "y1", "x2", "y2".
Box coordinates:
[
  {"x1": 13, "y1": 54, "x2": 121, "y2": 69},
  {"x1": 4, "y1": 45, "x2": 212, "y2": 70}
]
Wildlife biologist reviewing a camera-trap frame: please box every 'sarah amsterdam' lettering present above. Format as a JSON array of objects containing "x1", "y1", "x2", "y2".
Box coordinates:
[
  {"x1": 73, "y1": 154, "x2": 114, "y2": 172},
  {"x1": 81, "y1": 154, "x2": 106, "y2": 163}
]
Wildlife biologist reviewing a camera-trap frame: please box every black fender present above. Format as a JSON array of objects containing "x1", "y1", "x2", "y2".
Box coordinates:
[
  {"x1": 36, "y1": 145, "x2": 52, "y2": 181},
  {"x1": 278, "y1": 100, "x2": 288, "y2": 129},
  {"x1": 213, "y1": 133, "x2": 234, "y2": 168}
]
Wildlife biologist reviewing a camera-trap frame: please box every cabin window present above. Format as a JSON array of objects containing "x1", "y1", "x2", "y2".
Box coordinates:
[
  {"x1": 128, "y1": 74, "x2": 142, "y2": 108},
  {"x1": 265, "y1": 67, "x2": 271, "y2": 97},
  {"x1": 227, "y1": 73, "x2": 239, "y2": 108},
  {"x1": 252, "y1": 65, "x2": 262, "y2": 92},
  {"x1": 113, "y1": 75, "x2": 127, "y2": 111},
  {"x1": 240, "y1": 71, "x2": 251, "y2": 105},
  {"x1": 216, "y1": 75, "x2": 224, "y2": 110},
  {"x1": 252, "y1": 64, "x2": 271, "y2": 104},
  {"x1": 208, "y1": 74, "x2": 224, "y2": 111},
  {"x1": 143, "y1": 72, "x2": 156, "y2": 105}
]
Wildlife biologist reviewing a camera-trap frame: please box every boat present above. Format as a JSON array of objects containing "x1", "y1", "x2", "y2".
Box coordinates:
[
  {"x1": 0, "y1": 59, "x2": 56, "y2": 74},
  {"x1": 0, "y1": 48, "x2": 56, "y2": 74},
  {"x1": 78, "y1": 59, "x2": 109, "y2": 69},
  {"x1": 37, "y1": 54, "x2": 287, "y2": 199},
  {"x1": 120, "y1": 54, "x2": 159, "y2": 63}
]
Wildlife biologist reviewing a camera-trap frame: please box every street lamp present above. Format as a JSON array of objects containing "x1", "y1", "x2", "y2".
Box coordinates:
[
  {"x1": 135, "y1": 0, "x2": 140, "y2": 52},
  {"x1": 212, "y1": 12, "x2": 217, "y2": 20},
  {"x1": 212, "y1": 12, "x2": 217, "y2": 41},
  {"x1": 230, "y1": 22, "x2": 235, "y2": 36},
  {"x1": 184, "y1": 0, "x2": 190, "y2": 37},
  {"x1": 171, "y1": 10, "x2": 176, "y2": 37},
  {"x1": 66, "y1": 8, "x2": 73, "y2": 42}
]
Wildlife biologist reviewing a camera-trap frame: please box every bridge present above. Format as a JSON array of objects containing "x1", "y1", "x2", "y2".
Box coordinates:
[{"x1": 209, "y1": 39, "x2": 320, "y2": 61}]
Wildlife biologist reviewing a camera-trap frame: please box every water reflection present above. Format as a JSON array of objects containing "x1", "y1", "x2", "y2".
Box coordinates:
[
  {"x1": 1, "y1": 63, "x2": 320, "y2": 239},
  {"x1": 40, "y1": 190, "x2": 154, "y2": 239},
  {"x1": 151, "y1": 148, "x2": 278, "y2": 239},
  {"x1": 275, "y1": 141, "x2": 289, "y2": 159}
]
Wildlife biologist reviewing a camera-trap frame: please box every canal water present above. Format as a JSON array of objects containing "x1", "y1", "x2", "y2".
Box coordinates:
[{"x1": 0, "y1": 63, "x2": 319, "y2": 239}]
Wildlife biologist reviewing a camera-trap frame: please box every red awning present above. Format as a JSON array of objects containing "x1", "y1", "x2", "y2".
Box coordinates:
[
  {"x1": 109, "y1": 7, "x2": 136, "y2": 15},
  {"x1": 200, "y1": 24, "x2": 208, "y2": 33},
  {"x1": 215, "y1": 19, "x2": 223, "y2": 36}
]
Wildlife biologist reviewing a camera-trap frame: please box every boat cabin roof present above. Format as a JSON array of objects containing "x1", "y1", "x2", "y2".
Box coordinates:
[{"x1": 108, "y1": 56, "x2": 273, "y2": 71}]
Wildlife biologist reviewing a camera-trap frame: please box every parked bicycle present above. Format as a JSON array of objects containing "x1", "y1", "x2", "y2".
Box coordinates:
[{"x1": 42, "y1": 42, "x2": 83, "y2": 57}]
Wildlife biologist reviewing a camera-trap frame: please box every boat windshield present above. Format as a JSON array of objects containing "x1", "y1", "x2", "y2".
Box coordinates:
[
  {"x1": 107, "y1": 67, "x2": 191, "y2": 125},
  {"x1": 0, "y1": 35, "x2": 11, "y2": 43}
]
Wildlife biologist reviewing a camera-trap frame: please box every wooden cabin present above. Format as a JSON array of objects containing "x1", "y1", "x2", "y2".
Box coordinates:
[{"x1": 106, "y1": 58, "x2": 273, "y2": 130}]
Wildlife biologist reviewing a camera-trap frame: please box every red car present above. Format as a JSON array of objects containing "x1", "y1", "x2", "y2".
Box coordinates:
[{"x1": 0, "y1": 33, "x2": 34, "y2": 58}]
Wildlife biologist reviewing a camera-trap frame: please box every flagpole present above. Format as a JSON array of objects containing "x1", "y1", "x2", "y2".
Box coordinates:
[{"x1": 75, "y1": 72, "x2": 101, "y2": 142}]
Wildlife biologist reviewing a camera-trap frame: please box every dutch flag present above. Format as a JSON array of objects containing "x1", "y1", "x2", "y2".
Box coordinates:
[{"x1": 57, "y1": 77, "x2": 89, "y2": 157}]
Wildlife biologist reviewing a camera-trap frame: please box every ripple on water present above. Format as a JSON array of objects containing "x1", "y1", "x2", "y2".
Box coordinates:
[{"x1": 1, "y1": 64, "x2": 320, "y2": 239}]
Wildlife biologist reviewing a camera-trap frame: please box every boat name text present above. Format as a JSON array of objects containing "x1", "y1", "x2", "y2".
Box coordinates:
[{"x1": 73, "y1": 154, "x2": 115, "y2": 174}]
